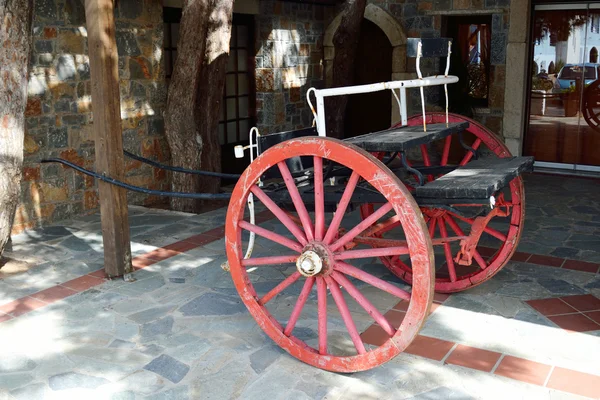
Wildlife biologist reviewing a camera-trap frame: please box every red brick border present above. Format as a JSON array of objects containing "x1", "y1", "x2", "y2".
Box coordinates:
[
  {"x1": 360, "y1": 296, "x2": 600, "y2": 398},
  {"x1": 480, "y1": 246, "x2": 600, "y2": 274},
  {"x1": 526, "y1": 295, "x2": 600, "y2": 333}
]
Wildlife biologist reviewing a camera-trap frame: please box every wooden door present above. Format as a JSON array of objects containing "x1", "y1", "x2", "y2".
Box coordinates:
[{"x1": 344, "y1": 19, "x2": 392, "y2": 138}]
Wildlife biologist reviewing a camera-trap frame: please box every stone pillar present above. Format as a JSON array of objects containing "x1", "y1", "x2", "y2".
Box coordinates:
[{"x1": 502, "y1": 0, "x2": 531, "y2": 156}]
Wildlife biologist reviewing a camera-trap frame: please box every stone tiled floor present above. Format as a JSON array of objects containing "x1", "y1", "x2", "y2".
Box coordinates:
[
  {"x1": 519, "y1": 174, "x2": 600, "y2": 263},
  {"x1": 0, "y1": 173, "x2": 599, "y2": 399}
]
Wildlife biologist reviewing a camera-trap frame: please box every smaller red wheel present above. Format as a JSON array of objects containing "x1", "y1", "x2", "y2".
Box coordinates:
[
  {"x1": 225, "y1": 137, "x2": 434, "y2": 372},
  {"x1": 583, "y1": 80, "x2": 600, "y2": 132},
  {"x1": 361, "y1": 112, "x2": 526, "y2": 293}
]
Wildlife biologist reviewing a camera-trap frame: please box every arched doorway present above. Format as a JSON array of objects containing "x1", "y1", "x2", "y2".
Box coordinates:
[
  {"x1": 324, "y1": 4, "x2": 408, "y2": 129},
  {"x1": 590, "y1": 47, "x2": 598, "y2": 63},
  {"x1": 548, "y1": 61, "x2": 555, "y2": 74},
  {"x1": 344, "y1": 19, "x2": 392, "y2": 138}
]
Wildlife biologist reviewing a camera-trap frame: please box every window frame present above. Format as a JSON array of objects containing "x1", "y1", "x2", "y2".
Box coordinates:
[
  {"x1": 162, "y1": 9, "x2": 256, "y2": 146},
  {"x1": 219, "y1": 14, "x2": 257, "y2": 146}
]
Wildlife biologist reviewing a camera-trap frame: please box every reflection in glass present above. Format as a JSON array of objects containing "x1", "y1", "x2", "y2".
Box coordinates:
[{"x1": 526, "y1": 7, "x2": 600, "y2": 168}]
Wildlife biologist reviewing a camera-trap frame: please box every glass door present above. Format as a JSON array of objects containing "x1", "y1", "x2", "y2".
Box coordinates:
[
  {"x1": 579, "y1": 5, "x2": 600, "y2": 170},
  {"x1": 525, "y1": 4, "x2": 600, "y2": 173}
]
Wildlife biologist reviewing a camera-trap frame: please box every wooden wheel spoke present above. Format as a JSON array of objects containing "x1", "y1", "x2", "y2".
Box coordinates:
[
  {"x1": 259, "y1": 272, "x2": 302, "y2": 305},
  {"x1": 284, "y1": 277, "x2": 315, "y2": 337},
  {"x1": 332, "y1": 271, "x2": 395, "y2": 336},
  {"x1": 251, "y1": 185, "x2": 308, "y2": 246},
  {"x1": 334, "y1": 246, "x2": 409, "y2": 261},
  {"x1": 277, "y1": 161, "x2": 314, "y2": 241},
  {"x1": 323, "y1": 171, "x2": 361, "y2": 244},
  {"x1": 390, "y1": 255, "x2": 411, "y2": 270},
  {"x1": 239, "y1": 220, "x2": 303, "y2": 253},
  {"x1": 441, "y1": 135, "x2": 452, "y2": 166},
  {"x1": 242, "y1": 255, "x2": 298, "y2": 267},
  {"x1": 316, "y1": 277, "x2": 328, "y2": 355},
  {"x1": 429, "y1": 216, "x2": 437, "y2": 239},
  {"x1": 324, "y1": 276, "x2": 366, "y2": 355},
  {"x1": 314, "y1": 156, "x2": 325, "y2": 241},
  {"x1": 335, "y1": 262, "x2": 411, "y2": 301},
  {"x1": 438, "y1": 218, "x2": 457, "y2": 282},
  {"x1": 331, "y1": 202, "x2": 394, "y2": 252},
  {"x1": 420, "y1": 144, "x2": 434, "y2": 182},
  {"x1": 361, "y1": 215, "x2": 401, "y2": 238}
]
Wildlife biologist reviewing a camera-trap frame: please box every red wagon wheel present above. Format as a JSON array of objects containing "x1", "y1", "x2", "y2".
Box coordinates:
[
  {"x1": 225, "y1": 137, "x2": 434, "y2": 372},
  {"x1": 361, "y1": 112, "x2": 525, "y2": 293},
  {"x1": 583, "y1": 80, "x2": 600, "y2": 132}
]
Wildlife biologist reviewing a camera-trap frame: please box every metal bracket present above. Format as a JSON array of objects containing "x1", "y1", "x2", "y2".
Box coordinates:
[
  {"x1": 454, "y1": 206, "x2": 509, "y2": 266},
  {"x1": 458, "y1": 131, "x2": 479, "y2": 160},
  {"x1": 400, "y1": 152, "x2": 425, "y2": 186}
]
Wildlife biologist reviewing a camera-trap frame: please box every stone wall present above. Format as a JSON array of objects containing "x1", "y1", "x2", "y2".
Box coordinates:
[
  {"x1": 254, "y1": 0, "x2": 334, "y2": 134},
  {"x1": 15, "y1": 0, "x2": 169, "y2": 233}
]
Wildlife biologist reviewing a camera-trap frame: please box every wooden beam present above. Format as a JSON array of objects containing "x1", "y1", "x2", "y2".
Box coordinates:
[{"x1": 84, "y1": 0, "x2": 133, "y2": 277}]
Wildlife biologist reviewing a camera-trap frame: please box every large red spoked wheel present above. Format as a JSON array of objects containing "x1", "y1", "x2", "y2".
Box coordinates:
[
  {"x1": 225, "y1": 137, "x2": 434, "y2": 372},
  {"x1": 361, "y1": 112, "x2": 525, "y2": 293}
]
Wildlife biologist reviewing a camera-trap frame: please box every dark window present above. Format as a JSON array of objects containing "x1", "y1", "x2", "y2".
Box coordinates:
[
  {"x1": 443, "y1": 15, "x2": 492, "y2": 108},
  {"x1": 163, "y1": 10, "x2": 256, "y2": 173},
  {"x1": 163, "y1": 7, "x2": 182, "y2": 86},
  {"x1": 219, "y1": 15, "x2": 256, "y2": 147}
]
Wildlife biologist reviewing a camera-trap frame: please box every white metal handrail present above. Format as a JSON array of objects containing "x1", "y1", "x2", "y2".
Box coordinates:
[
  {"x1": 306, "y1": 38, "x2": 457, "y2": 136},
  {"x1": 307, "y1": 75, "x2": 458, "y2": 137}
]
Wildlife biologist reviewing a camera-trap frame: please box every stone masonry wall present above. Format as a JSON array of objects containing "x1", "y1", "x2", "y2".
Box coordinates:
[
  {"x1": 254, "y1": 1, "x2": 334, "y2": 134},
  {"x1": 15, "y1": 0, "x2": 170, "y2": 234}
]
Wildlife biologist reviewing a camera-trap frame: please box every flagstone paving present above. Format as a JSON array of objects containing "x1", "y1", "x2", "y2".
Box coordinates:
[{"x1": 0, "y1": 173, "x2": 599, "y2": 399}]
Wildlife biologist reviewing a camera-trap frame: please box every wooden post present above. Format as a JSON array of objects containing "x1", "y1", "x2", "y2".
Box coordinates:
[{"x1": 84, "y1": 0, "x2": 133, "y2": 277}]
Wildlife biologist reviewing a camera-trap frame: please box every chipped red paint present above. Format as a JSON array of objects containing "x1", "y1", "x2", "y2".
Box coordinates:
[{"x1": 225, "y1": 137, "x2": 434, "y2": 372}]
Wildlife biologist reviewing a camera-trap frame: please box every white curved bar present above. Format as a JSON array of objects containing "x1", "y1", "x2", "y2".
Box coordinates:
[
  {"x1": 417, "y1": 42, "x2": 427, "y2": 132},
  {"x1": 444, "y1": 41, "x2": 452, "y2": 127},
  {"x1": 312, "y1": 75, "x2": 459, "y2": 136},
  {"x1": 306, "y1": 88, "x2": 318, "y2": 127},
  {"x1": 315, "y1": 75, "x2": 459, "y2": 97}
]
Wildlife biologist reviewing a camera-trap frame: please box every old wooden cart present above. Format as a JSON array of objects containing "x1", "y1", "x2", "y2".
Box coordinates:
[
  {"x1": 224, "y1": 38, "x2": 532, "y2": 372},
  {"x1": 48, "y1": 38, "x2": 533, "y2": 373}
]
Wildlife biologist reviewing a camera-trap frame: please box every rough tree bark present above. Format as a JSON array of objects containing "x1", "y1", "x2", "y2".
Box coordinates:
[
  {"x1": 325, "y1": 0, "x2": 367, "y2": 139},
  {"x1": 0, "y1": 0, "x2": 33, "y2": 258},
  {"x1": 164, "y1": 0, "x2": 234, "y2": 212}
]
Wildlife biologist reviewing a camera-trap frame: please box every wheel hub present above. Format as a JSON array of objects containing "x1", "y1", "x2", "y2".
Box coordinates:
[
  {"x1": 296, "y1": 250, "x2": 323, "y2": 277},
  {"x1": 296, "y1": 242, "x2": 333, "y2": 277}
]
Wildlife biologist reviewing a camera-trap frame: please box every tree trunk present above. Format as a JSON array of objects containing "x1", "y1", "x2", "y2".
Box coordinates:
[
  {"x1": 164, "y1": 0, "x2": 233, "y2": 212},
  {"x1": 325, "y1": 0, "x2": 367, "y2": 139},
  {"x1": 0, "y1": 0, "x2": 33, "y2": 258},
  {"x1": 195, "y1": 0, "x2": 233, "y2": 194}
]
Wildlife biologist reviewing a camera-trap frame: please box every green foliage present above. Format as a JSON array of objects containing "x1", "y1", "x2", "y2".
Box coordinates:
[
  {"x1": 531, "y1": 77, "x2": 553, "y2": 91},
  {"x1": 560, "y1": 85, "x2": 578, "y2": 94},
  {"x1": 534, "y1": 10, "x2": 588, "y2": 43}
]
